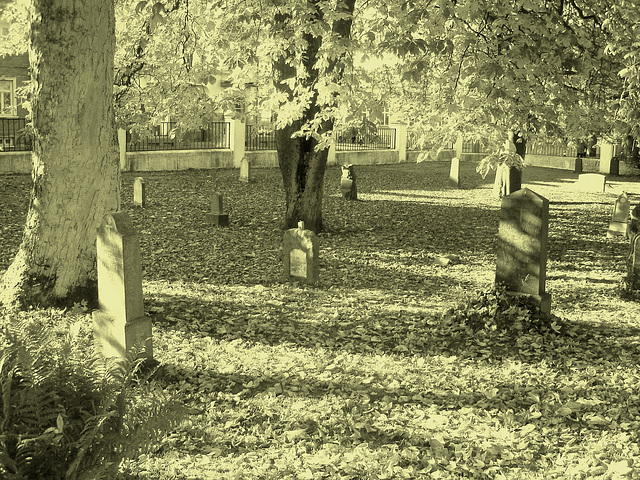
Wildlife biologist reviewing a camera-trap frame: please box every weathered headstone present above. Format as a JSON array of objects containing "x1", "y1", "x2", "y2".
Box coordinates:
[
  {"x1": 283, "y1": 221, "x2": 319, "y2": 284},
  {"x1": 607, "y1": 192, "x2": 630, "y2": 238},
  {"x1": 340, "y1": 164, "x2": 357, "y2": 200},
  {"x1": 610, "y1": 157, "x2": 620, "y2": 176},
  {"x1": 133, "y1": 177, "x2": 146, "y2": 207},
  {"x1": 239, "y1": 156, "x2": 252, "y2": 183},
  {"x1": 629, "y1": 204, "x2": 640, "y2": 240},
  {"x1": 574, "y1": 157, "x2": 583, "y2": 174},
  {"x1": 495, "y1": 188, "x2": 551, "y2": 313},
  {"x1": 205, "y1": 192, "x2": 229, "y2": 227},
  {"x1": 627, "y1": 235, "x2": 640, "y2": 290},
  {"x1": 93, "y1": 212, "x2": 153, "y2": 361},
  {"x1": 576, "y1": 173, "x2": 606, "y2": 193},
  {"x1": 449, "y1": 157, "x2": 460, "y2": 187}
]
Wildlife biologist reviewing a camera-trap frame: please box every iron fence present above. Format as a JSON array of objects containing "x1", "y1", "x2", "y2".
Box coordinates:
[
  {"x1": 526, "y1": 141, "x2": 582, "y2": 158},
  {"x1": 0, "y1": 117, "x2": 32, "y2": 152},
  {"x1": 335, "y1": 126, "x2": 396, "y2": 151},
  {"x1": 246, "y1": 124, "x2": 276, "y2": 150},
  {"x1": 126, "y1": 121, "x2": 230, "y2": 151},
  {"x1": 407, "y1": 130, "x2": 454, "y2": 151},
  {"x1": 461, "y1": 140, "x2": 488, "y2": 154}
]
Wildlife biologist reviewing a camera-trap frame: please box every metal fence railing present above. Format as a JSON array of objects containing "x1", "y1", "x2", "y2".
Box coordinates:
[
  {"x1": 335, "y1": 126, "x2": 396, "y2": 151},
  {"x1": 0, "y1": 117, "x2": 32, "y2": 152},
  {"x1": 126, "y1": 121, "x2": 230, "y2": 152},
  {"x1": 461, "y1": 140, "x2": 488, "y2": 154},
  {"x1": 246, "y1": 124, "x2": 276, "y2": 150},
  {"x1": 406, "y1": 130, "x2": 454, "y2": 151}
]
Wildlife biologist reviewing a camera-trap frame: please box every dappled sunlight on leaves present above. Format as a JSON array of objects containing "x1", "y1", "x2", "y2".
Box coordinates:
[{"x1": 4, "y1": 163, "x2": 640, "y2": 478}]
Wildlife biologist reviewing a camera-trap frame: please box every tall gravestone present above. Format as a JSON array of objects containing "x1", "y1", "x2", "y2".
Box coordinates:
[
  {"x1": 610, "y1": 157, "x2": 620, "y2": 176},
  {"x1": 449, "y1": 157, "x2": 460, "y2": 187},
  {"x1": 340, "y1": 165, "x2": 357, "y2": 200},
  {"x1": 205, "y1": 192, "x2": 229, "y2": 227},
  {"x1": 607, "y1": 192, "x2": 630, "y2": 238},
  {"x1": 239, "y1": 156, "x2": 252, "y2": 183},
  {"x1": 93, "y1": 212, "x2": 153, "y2": 361},
  {"x1": 627, "y1": 236, "x2": 640, "y2": 290},
  {"x1": 574, "y1": 157, "x2": 583, "y2": 174},
  {"x1": 133, "y1": 177, "x2": 146, "y2": 207},
  {"x1": 627, "y1": 205, "x2": 640, "y2": 289},
  {"x1": 495, "y1": 188, "x2": 551, "y2": 313},
  {"x1": 283, "y1": 221, "x2": 319, "y2": 284}
]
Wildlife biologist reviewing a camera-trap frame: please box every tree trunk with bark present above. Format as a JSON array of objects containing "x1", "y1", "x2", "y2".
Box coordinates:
[
  {"x1": 276, "y1": 124, "x2": 329, "y2": 233},
  {"x1": 0, "y1": 0, "x2": 120, "y2": 309},
  {"x1": 273, "y1": 0, "x2": 356, "y2": 233}
]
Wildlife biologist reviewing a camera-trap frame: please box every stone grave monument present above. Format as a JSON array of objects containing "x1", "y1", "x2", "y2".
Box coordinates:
[
  {"x1": 283, "y1": 221, "x2": 319, "y2": 284},
  {"x1": 610, "y1": 157, "x2": 620, "y2": 176},
  {"x1": 239, "y1": 156, "x2": 252, "y2": 183},
  {"x1": 607, "y1": 192, "x2": 630, "y2": 238},
  {"x1": 627, "y1": 234, "x2": 640, "y2": 290},
  {"x1": 133, "y1": 177, "x2": 146, "y2": 207},
  {"x1": 495, "y1": 188, "x2": 551, "y2": 313},
  {"x1": 576, "y1": 173, "x2": 606, "y2": 193},
  {"x1": 340, "y1": 164, "x2": 357, "y2": 200},
  {"x1": 93, "y1": 212, "x2": 153, "y2": 361},
  {"x1": 449, "y1": 157, "x2": 460, "y2": 187},
  {"x1": 205, "y1": 192, "x2": 229, "y2": 227},
  {"x1": 574, "y1": 157, "x2": 583, "y2": 174}
]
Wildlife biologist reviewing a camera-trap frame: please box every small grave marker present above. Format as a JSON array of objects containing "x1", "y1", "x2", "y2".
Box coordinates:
[
  {"x1": 133, "y1": 177, "x2": 146, "y2": 207},
  {"x1": 607, "y1": 192, "x2": 630, "y2": 238},
  {"x1": 574, "y1": 157, "x2": 583, "y2": 174},
  {"x1": 576, "y1": 173, "x2": 606, "y2": 193},
  {"x1": 495, "y1": 188, "x2": 551, "y2": 313},
  {"x1": 205, "y1": 192, "x2": 229, "y2": 227},
  {"x1": 93, "y1": 212, "x2": 153, "y2": 361},
  {"x1": 283, "y1": 221, "x2": 319, "y2": 284},
  {"x1": 340, "y1": 164, "x2": 357, "y2": 200},
  {"x1": 449, "y1": 157, "x2": 460, "y2": 187},
  {"x1": 239, "y1": 156, "x2": 252, "y2": 183}
]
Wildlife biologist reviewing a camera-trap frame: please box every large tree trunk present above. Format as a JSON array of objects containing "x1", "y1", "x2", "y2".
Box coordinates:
[
  {"x1": 0, "y1": 0, "x2": 119, "y2": 309},
  {"x1": 273, "y1": 0, "x2": 355, "y2": 233},
  {"x1": 277, "y1": 123, "x2": 329, "y2": 233}
]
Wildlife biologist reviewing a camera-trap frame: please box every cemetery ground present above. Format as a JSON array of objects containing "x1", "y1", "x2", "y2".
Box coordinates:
[{"x1": 2, "y1": 162, "x2": 640, "y2": 479}]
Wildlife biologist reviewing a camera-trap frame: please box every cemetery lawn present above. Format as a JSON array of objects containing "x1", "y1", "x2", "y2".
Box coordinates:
[{"x1": 3, "y1": 161, "x2": 640, "y2": 479}]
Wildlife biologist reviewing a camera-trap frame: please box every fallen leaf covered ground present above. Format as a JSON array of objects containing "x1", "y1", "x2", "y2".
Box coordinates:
[{"x1": 2, "y1": 161, "x2": 640, "y2": 479}]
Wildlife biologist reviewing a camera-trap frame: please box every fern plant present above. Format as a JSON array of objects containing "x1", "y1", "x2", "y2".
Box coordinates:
[{"x1": 0, "y1": 310, "x2": 180, "y2": 480}]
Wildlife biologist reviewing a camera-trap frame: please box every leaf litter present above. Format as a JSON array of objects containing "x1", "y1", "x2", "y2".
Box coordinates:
[{"x1": 2, "y1": 162, "x2": 640, "y2": 478}]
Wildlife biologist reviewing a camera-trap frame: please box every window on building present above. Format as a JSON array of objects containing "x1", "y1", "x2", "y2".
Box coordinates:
[
  {"x1": 382, "y1": 106, "x2": 390, "y2": 126},
  {"x1": 0, "y1": 78, "x2": 16, "y2": 116}
]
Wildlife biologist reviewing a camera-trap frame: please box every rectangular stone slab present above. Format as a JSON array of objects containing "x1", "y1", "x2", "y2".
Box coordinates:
[
  {"x1": 495, "y1": 188, "x2": 549, "y2": 297},
  {"x1": 283, "y1": 222, "x2": 319, "y2": 284}
]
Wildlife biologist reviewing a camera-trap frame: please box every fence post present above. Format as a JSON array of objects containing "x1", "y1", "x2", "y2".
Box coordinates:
[
  {"x1": 390, "y1": 123, "x2": 407, "y2": 163},
  {"x1": 118, "y1": 128, "x2": 128, "y2": 171},
  {"x1": 454, "y1": 135, "x2": 464, "y2": 159},
  {"x1": 599, "y1": 140, "x2": 615, "y2": 175},
  {"x1": 229, "y1": 117, "x2": 246, "y2": 168},
  {"x1": 327, "y1": 138, "x2": 337, "y2": 165}
]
